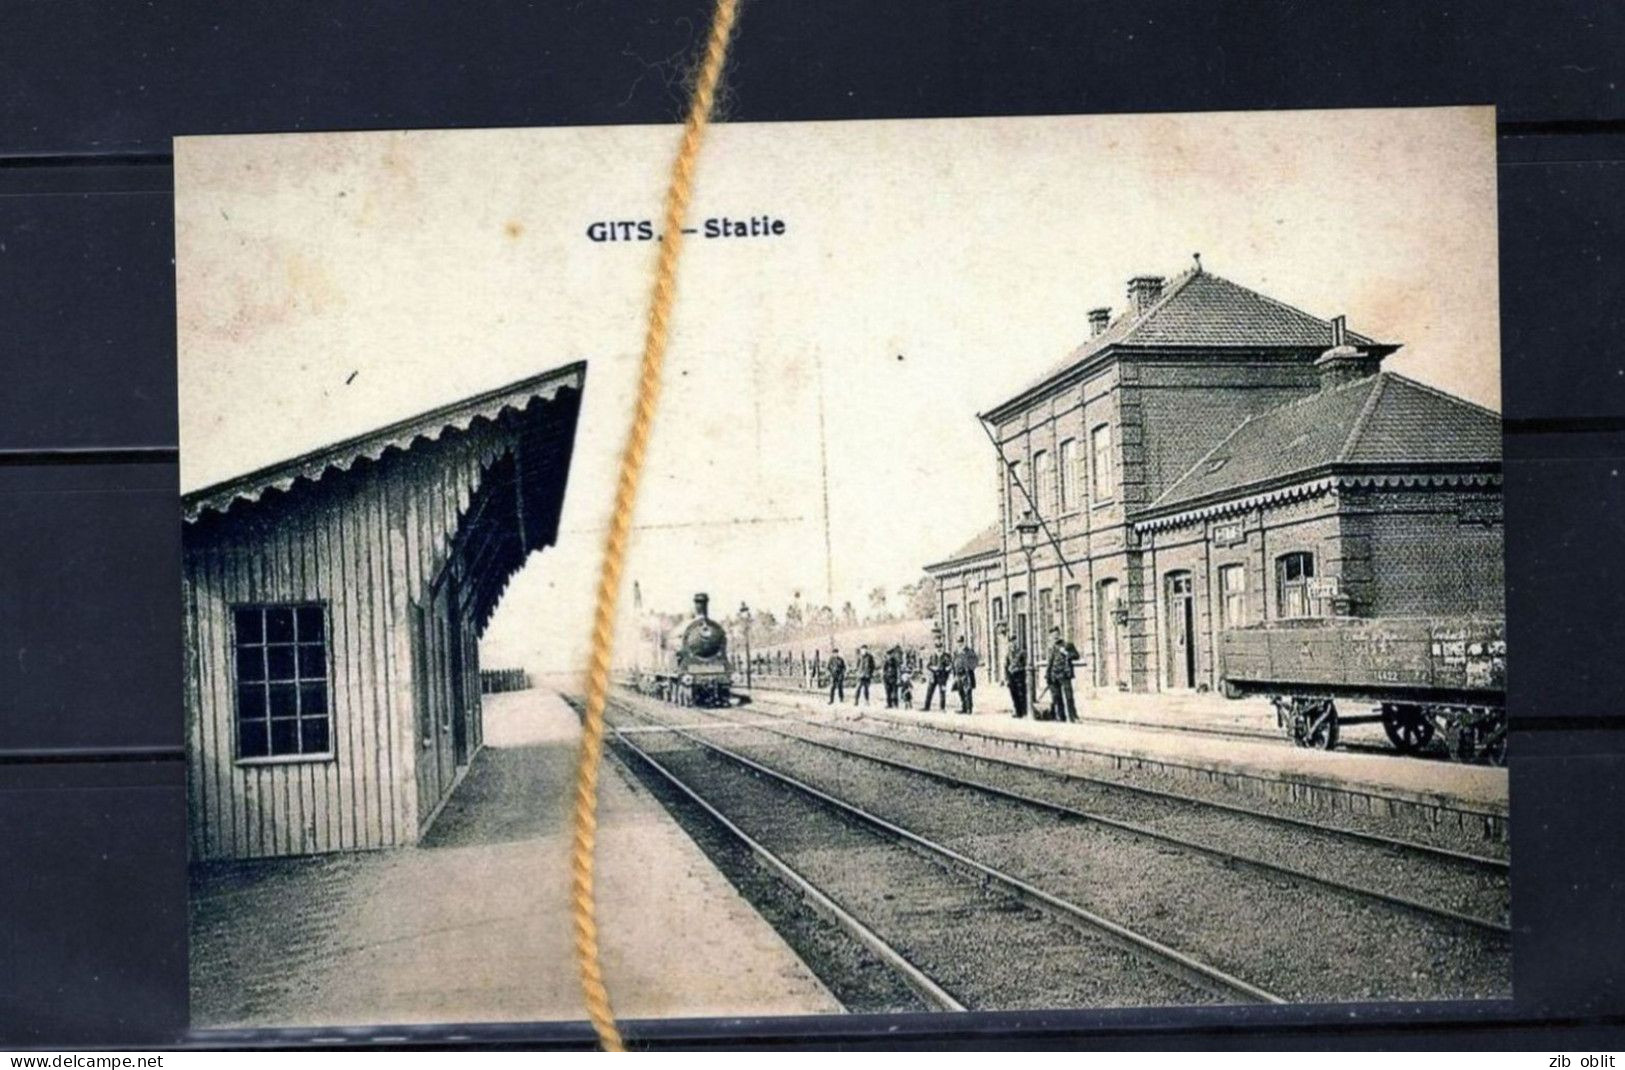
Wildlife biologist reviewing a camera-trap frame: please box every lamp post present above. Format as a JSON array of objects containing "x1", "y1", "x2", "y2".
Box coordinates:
[
  {"x1": 1015, "y1": 509, "x2": 1041, "y2": 714},
  {"x1": 738, "y1": 602, "x2": 753, "y2": 693}
]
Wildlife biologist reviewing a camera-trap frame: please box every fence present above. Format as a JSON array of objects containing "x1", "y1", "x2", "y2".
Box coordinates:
[
  {"x1": 480, "y1": 668, "x2": 531, "y2": 694},
  {"x1": 728, "y1": 647, "x2": 935, "y2": 693}
]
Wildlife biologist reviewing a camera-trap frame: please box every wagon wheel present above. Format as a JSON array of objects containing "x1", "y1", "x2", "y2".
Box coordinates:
[
  {"x1": 1462, "y1": 710, "x2": 1508, "y2": 766},
  {"x1": 1293, "y1": 698, "x2": 1340, "y2": 750},
  {"x1": 1477, "y1": 726, "x2": 1508, "y2": 767},
  {"x1": 1381, "y1": 703, "x2": 1435, "y2": 754}
]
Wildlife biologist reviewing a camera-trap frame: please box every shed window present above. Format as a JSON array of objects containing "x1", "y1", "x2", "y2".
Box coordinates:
[
  {"x1": 1275, "y1": 553, "x2": 1316, "y2": 619},
  {"x1": 234, "y1": 603, "x2": 331, "y2": 760}
]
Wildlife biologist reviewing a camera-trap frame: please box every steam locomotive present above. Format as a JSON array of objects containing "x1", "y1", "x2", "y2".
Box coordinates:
[{"x1": 640, "y1": 592, "x2": 735, "y2": 707}]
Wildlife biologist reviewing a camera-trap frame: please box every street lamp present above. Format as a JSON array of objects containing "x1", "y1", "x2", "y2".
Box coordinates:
[
  {"x1": 1015, "y1": 509, "x2": 1041, "y2": 716},
  {"x1": 738, "y1": 602, "x2": 753, "y2": 693}
]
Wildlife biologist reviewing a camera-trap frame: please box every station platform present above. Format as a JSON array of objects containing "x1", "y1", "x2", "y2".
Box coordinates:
[
  {"x1": 191, "y1": 688, "x2": 839, "y2": 1030},
  {"x1": 749, "y1": 685, "x2": 1509, "y2": 844}
]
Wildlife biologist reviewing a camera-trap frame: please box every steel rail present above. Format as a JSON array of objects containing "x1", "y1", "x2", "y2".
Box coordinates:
[
  {"x1": 743, "y1": 692, "x2": 1509, "y2": 874},
  {"x1": 694, "y1": 706, "x2": 1510, "y2": 937},
  {"x1": 608, "y1": 695, "x2": 1286, "y2": 1006},
  {"x1": 603, "y1": 722, "x2": 966, "y2": 1013}
]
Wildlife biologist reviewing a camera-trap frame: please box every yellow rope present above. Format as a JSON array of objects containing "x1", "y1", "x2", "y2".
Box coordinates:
[{"x1": 572, "y1": 0, "x2": 742, "y2": 1052}]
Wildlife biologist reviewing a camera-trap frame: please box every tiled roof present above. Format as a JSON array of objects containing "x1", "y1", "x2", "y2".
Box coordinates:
[
  {"x1": 987, "y1": 267, "x2": 1390, "y2": 417},
  {"x1": 1144, "y1": 372, "x2": 1501, "y2": 516},
  {"x1": 925, "y1": 523, "x2": 1002, "y2": 571},
  {"x1": 183, "y1": 362, "x2": 586, "y2": 522}
]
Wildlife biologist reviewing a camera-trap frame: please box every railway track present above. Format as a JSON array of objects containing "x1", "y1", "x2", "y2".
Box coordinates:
[
  {"x1": 731, "y1": 695, "x2": 1510, "y2": 932},
  {"x1": 746, "y1": 692, "x2": 1508, "y2": 860},
  {"x1": 613, "y1": 689, "x2": 1509, "y2": 1004},
  {"x1": 587, "y1": 695, "x2": 1280, "y2": 1011},
  {"x1": 743, "y1": 683, "x2": 1411, "y2": 757}
]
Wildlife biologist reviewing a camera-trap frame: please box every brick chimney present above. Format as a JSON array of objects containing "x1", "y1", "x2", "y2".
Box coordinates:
[
  {"x1": 1126, "y1": 275, "x2": 1165, "y2": 315},
  {"x1": 1087, "y1": 307, "x2": 1111, "y2": 336},
  {"x1": 1315, "y1": 315, "x2": 1383, "y2": 389}
]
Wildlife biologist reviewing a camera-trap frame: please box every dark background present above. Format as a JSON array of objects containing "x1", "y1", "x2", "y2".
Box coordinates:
[{"x1": 2, "y1": 0, "x2": 1622, "y2": 1050}]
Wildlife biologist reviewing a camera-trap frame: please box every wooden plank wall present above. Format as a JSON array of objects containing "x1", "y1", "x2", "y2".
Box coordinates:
[{"x1": 185, "y1": 423, "x2": 510, "y2": 861}]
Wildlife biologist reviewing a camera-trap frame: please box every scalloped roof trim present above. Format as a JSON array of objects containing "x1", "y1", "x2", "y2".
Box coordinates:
[{"x1": 182, "y1": 362, "x2": 585, "y2": 523}]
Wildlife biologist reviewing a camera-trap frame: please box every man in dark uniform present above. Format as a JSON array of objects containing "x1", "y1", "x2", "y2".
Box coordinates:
[
  {"x1": 1004, "y1": 637, "x2": 1028, "y2": 718},
  {"x1": 854, "y1": 644, "x2": 876, "y2": 705},
  {"x1": 1046, "y1": 626, "x2": 1082, "y2": 723},
  {"x1": 827, "y1": 646, "x2": 847, "y2": 705},
  {"x1": 881, "y1": 645, "x2": 902, "y2": 708},
  {"x1": 922, "y1": 641, "x2": 951, "y2": 711},
  {"x1": 952, "y1": 638, "x2": 978, "y2": 714}
]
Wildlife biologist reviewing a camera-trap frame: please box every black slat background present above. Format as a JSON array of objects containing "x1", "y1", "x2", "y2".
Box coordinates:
[{"x1": 2, "y1": 0, "x2": 1623, "y2": 1049}]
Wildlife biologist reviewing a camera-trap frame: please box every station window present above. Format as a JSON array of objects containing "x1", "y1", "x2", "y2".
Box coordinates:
[
  {"x1": 1090, "y1": 424, "x2": 1115, "y2": 503},
  {"x1": 233, "y1": 603, "x2": 331, "y2": 760},
  {"x1": 1219, "y1": 564, "x2": 1248, "y2": 628},
  {"x1": 1034, "y1": 449, "x2": 1053, "y2": 516},
  {"x1": 1007, "y1": 460, "x2": 1024, "y2": 529},
  {"x1": 1275, "y1": 553, "x2": 1316, "y2": 619},
  {"x1": 1064, "y1": 584, "x2": 1082, "y2": 642},
  {"x1": 1058, "y1": 439, "x2": 1077, "y2": 510}
]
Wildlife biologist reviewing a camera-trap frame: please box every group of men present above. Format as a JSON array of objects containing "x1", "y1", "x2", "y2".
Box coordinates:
[
  {"x1": 1003, "y1": 626, "x2": 1083, "y2": 722},
  {"x1": 823, "y1": 644, "x2": 923, "y2": 709},
  {"x1": 822, "y1": 626, "x2": 1083, "y2": 722}
]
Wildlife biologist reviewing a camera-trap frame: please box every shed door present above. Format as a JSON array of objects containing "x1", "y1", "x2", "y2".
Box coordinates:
[
  {"x1": 431, "y1": 578, "x2": 459, "y2": 801},
  {"x1": 445, "y1": 595, "x2": 469, "y2": 767},
  {"x1": 413, "y1": 570, "x2": 467, "y2": 827},
  {"x1": 411, "y1": 599, "x2": 441, "y2": 823}
]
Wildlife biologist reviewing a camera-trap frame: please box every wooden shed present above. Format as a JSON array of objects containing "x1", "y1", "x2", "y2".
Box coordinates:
[{"x1": 182, "y1": 363, "x2": 586, "y2": 861}]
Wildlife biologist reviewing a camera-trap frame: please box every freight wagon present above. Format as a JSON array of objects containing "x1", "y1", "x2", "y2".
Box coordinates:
[{"x1": 1220, "y1": 617, "x2": 1506, "y2": 764}]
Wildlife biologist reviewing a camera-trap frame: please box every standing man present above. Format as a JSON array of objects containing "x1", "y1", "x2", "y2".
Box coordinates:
[
  {"x1": 827, "y1": 646, "x2": 847, "y2": 705},
  {"x1": 922, "y1": 641, "x2": 951, "y2": 711},
  {"x1": 1004, "y1": 637, "x2": 1028, "y2": 719},
  {"x1": 953, "y1": 638, "x2": 979, "y2": 715},
  {"x1": 854, "y1": 644, "x2": 876, "y2": 706},
  {"x1": 1046, "y1": 626, "x2": 1082, "y2": 723},
  {"x1": 881, "y1": 645, "x2": 902, "y2": 708}
]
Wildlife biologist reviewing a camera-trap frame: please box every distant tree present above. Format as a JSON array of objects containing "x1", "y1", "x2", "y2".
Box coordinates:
[
  {"x1": 783, "y1": 601, "x2": 803, "y2": 632},
  {"x1": 898, "y1": 574, "x2": 938, "y2": 620},
  {"x1": 840, "y1": 601, "x2": 858, "y2": 628},
  {"x1": 866, "y1": 586, "x2": 889, "y2": 621},
  {"x1": 811, "y1": 604, "x2": 836, "y2": 631}
]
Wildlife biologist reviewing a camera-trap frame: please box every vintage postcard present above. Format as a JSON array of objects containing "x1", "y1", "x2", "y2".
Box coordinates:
[{"x1": 177, "y1": 107, "x2": 1507, "y2": 1029}]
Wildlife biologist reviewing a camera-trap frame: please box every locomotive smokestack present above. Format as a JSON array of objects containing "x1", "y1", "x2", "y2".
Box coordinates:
[{"x1": 693, "y1": 592, "x2": 710, "y2": 620}]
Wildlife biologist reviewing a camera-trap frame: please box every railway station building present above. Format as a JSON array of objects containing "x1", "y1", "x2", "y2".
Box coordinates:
[
  {"x1": 925, "y1": 265, "x2": 1502, "y2": 695},
  {"x1": 182, "y1": 364, "x2": 586, "y2": 861}
]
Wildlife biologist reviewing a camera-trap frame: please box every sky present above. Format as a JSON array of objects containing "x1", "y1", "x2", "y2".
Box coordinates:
[{"x1": 175, "y1": 107, "x2": 1501, "y2": 676}]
